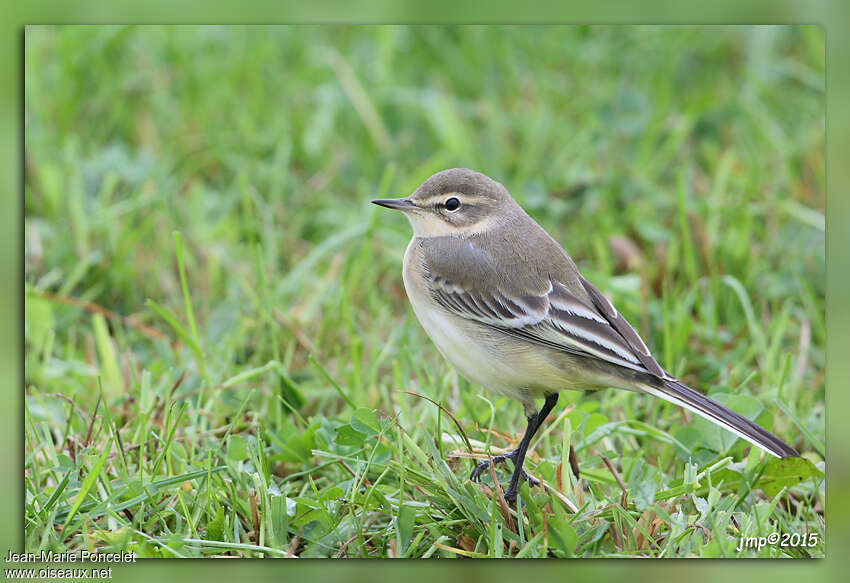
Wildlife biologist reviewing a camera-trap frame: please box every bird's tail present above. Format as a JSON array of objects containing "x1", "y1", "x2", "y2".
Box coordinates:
[{"x1": 639, "y1": 378, "x2": 799, "y2": 458}]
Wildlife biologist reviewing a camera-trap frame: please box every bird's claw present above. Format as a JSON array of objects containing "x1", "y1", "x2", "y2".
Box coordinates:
[
  {"x1": 469, "y1": 451, "x2": 513, "y2": 482},
  {"x1": 470, "y1": 450, "x2": 540, "y2": 490}
]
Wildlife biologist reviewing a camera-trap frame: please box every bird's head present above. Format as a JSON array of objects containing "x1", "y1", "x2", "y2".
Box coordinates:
[{"x1": 372, "y1": 168, "x2": 517, "y2": 238}]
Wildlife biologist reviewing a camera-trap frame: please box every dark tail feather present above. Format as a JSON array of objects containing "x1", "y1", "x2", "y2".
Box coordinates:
[{"x1": 640, "y1": 378, "x2": 799, "y2": 458}]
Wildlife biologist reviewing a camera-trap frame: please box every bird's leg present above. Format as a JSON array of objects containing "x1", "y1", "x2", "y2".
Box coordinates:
[
  {"x1": 503, "y1": 393, "x2": 559, "y2": 501},
  {"x1": 470, "y1": 393, "x2": 559, "y2": 503}
]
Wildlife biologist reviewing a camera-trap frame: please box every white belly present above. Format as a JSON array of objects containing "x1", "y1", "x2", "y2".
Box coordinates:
[{"x1": 401, "y1": 239, "x2": 560, "y2": 399}]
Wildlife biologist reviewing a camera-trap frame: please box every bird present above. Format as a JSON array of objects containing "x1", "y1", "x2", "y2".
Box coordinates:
[{"x1": 372, "y1": 168, "x2": 798, "y2": 502}]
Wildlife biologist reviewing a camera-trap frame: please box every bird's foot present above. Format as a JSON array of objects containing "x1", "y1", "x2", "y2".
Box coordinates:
[
  {"x1": 470, "y1": 449, "x2": 540, "y2": 494},
  {"x1": 469, "y1": 450, "x2": 514, "y2": 482}
]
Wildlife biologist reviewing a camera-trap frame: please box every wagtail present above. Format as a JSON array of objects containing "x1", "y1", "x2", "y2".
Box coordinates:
[{"x1": 373, "y1": 168, "x2": 798, "y2": 502}]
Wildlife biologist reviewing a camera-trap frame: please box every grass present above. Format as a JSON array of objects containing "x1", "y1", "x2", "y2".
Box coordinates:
[{"x1": 24, "y1": 25, "x2": 824, "y2": 558}]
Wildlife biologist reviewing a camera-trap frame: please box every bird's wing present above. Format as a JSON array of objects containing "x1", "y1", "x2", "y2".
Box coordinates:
[{"x1": 420, "y1": 236, "x2": 665, "y2": 377}]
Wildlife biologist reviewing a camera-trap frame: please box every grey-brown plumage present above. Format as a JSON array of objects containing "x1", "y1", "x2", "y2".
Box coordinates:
[{"x1": 373, "y1": 168, "x2": 798, "y2": 501}]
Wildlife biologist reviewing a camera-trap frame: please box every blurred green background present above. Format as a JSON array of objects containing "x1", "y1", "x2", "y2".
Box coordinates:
[
  {"x1": 20, "y1": 23, "x2": 827, "y2": 566},
  {"x1": 24, "y1": 25, "x2": 825, "y2": 365}
]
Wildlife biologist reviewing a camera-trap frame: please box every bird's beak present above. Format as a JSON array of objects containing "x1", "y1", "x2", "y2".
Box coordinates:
[{"x1": 371, "y1": 197, "x2": 416, "y2": 211}]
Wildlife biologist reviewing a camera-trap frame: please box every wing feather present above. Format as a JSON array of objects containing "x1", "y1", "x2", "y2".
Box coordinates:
[
  {"x1": 419, "y1": 235, "x2": 663, "y2": 378},
  {"x1": 426, "y1": 269, "x2": 655, "y2": 375},
  {"x1": 578, "y1": 275, "x2": 667, "y2": 378}
]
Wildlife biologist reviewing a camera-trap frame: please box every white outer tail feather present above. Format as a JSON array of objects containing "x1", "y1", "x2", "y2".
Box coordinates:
[{"x1": 639, "y1": 380, "x2": 799, "y2": 459}]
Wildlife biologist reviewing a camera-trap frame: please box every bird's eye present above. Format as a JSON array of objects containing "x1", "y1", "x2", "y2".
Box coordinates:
[{"x1": 444, "y1": 197, "x2": 461, "y2": 211}]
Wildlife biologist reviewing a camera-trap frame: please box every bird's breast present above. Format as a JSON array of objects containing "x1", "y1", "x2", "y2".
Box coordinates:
[{"x1": 401, "y1": 238, "x2": 570, "y2": 398}]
